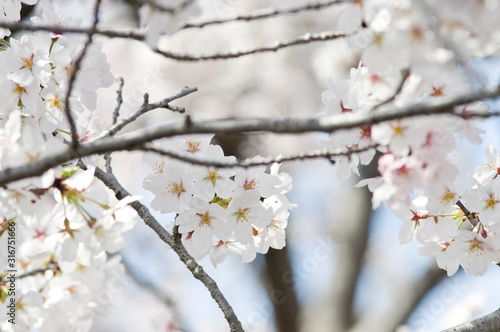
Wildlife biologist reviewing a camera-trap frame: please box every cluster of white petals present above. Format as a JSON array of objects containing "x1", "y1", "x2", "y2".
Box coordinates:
[
  {"x1": 324, "y1": 0, "x2": 500, "y2": 276},
  {"x1": 142, "y1": 134, "x2": 295, "y2": 267},
  {"x1": 0, "y1": 2, "x2": 136, "y2": 330}
]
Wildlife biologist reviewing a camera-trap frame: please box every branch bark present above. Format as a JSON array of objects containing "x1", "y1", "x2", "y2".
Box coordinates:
[
  {"x1": 442, "y1": 308, "x2": 500, "y2": 332},
  {"x1": 94, "y1": 167, "x2": 244, "y2": 332},
  {"x1": 1, "y1": 84, "x2": 498, "y2": 186}
]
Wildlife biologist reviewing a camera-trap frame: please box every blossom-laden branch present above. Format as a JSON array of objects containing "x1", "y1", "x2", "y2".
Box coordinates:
[
  {"x1": 442, "y1": 308, "x2": 500, "y2": 332},
  {"x1": 153, "y1": 30, "x2": 348, "y2": 61},
  {"x1": 64, "y1": 0, "x2": 103, "y2": 149},
  {"x1": 179, "y1": 0, "x2": 351, "y2": 30},
  {"x1": 93, "y1": 166, "x2": 244, "y2": 332},
  {"x1": 0, "y1": 84, "x2": 499, "y2": 186}
]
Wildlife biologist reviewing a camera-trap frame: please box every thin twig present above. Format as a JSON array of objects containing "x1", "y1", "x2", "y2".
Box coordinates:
[
  {"x1": 93, "y1": 166, "x2": 244, "y2": 332},
  {"x1": 0, "y1": 22, "x2": 349, "y2": 62},
  {"x1": 104, "y1": 77, "x2": 126, "y2": 173},
  {"x1": 370, "y1": 68, "x2": 411, "y2": 111},
  {"x1": 180, "y1": 0, "x2": 351, "y2": 30},
  {"x1": 98, "y1": 86, "x2": 197, "y2": 139},
  {"x1": 456, "y1": 199, "x2": 479, "y2": 228},
  {"x1": 1, "y1": 84, "x2": 499, "y2": 186},
  {"x1": 0, "y1": 263, "x2": 59, "y2": 286},
  {"x1": 0, "y1": 22, "x2": 144, "y2": 40},
  {"x1": 113, "y1": 77, "x2": 125, "y2": 125},
  {"x1": 64, "y1": 0, "x2": 103, "y2": 149},
  {"x1": 143, "y1": 144, "x2": 378, "y2": 168},
  {"x1": 154, "y1": 30, "x2": 347, "y2": 61}
]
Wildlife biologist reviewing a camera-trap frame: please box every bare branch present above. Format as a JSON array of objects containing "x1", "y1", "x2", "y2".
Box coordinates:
[
  {"x1": 441, "y1": 308, "x2": 500, "y2": 332},
  {"x1": 0, "y1": 84, "x2": 499, "y2": 186},
  {"x1": 143, "y1": 144, "x2": 378, "y2": 168},
  {"x1": 64, "y1": 0, "x2": 103, "y2": 149},
  {"x1": 153, "y1": 30, "x2": 348, "y2": 61},
  {"x1": 370, "y1": 68, "x2": 410, "y2": 111},
  {"x1": 98, "y1": 86, "x2": 197, "y2": 139},
  {"x1": 180, "y1": 0, "x2": 351, "y2": 30},
  {"x1": 93, "y1": 166, "x2": 244, "y2": 332},
  {"x1": 0, "y1": 22, "x2": 349, "y2": 62},
  {"x1": 0, "y1": 261, "x2": 59, "y2": 286},
  {"x1": 113, "y1": 77, "x2": 125, "y2": 126},
  {"x1": 0, "y1": 22, "x2": 145, "y2": 40}
]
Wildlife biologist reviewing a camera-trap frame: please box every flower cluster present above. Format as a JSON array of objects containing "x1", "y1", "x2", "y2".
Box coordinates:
[
  {"x1": 142, "y1": 134, "x2": 295, "y2": 267},
  {"x1": 323, "y1": 0, "x2": 500, "y2": 276},
  {"x1": 0, "y1": 166, "x2": 138, "y2": 331},
  {"x1": 0, "y1": 3, "x2": 138, "y2": 330}
]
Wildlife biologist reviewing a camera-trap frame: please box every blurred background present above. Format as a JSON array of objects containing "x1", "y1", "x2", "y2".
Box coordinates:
[{"x1": 23, "y1": 0, "x2": 500, "y2": 331}]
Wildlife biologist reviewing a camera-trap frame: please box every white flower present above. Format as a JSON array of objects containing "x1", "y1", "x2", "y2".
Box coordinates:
[
  {"x1": 143, "y1": 161, "x2": 194, "y2": 214},
  {"x1": 190, "y1": 145, "x2": 237, "y2": 200},
  {"x1": 473, "y1": 146, "x2": 500, "y2": 185},
  {"x1": 461, "y1": 180, "x2": 500, "y2": 224},
  {"x1": 0, "y1": 35, "x2": 51, "y2": 87},
  {"x1": 176, "y1": 197, "x2": 228, "y2": 250},
  {"x1": 234, "y1": 158, "x2": 281, "y2": 198},
  {"x1": 447, "y1": 230, "x2": 500, "y2": 276},
  {"x1": 227, "y1": 191, "x2": 272, "y2": 245}
]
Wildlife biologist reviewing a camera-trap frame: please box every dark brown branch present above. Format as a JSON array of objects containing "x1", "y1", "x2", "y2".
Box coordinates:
[
  {"x1": 180, "y1": 0, "x2": 351, "y2": 30},
  {"x1": 153, "y1": 30, "x2": 348, "y2": 61},
  {"x1": 442, "y1": 308, "x2": 500, "y2": 332},
  {"x1": 93, "y1": 166, "x2": 244, "y2": 332}
]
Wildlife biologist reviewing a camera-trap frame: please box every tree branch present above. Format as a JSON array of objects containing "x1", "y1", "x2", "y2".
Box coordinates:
[
  {"x1": 327, "y1": 161, "x2": 377, "y2": 331},
  {"x1": 442, "y1": 308, "x2": 500, "y2": 332},
  {"x1": 142, "y1": 143, "x2": 378, "y2": 168},
  {"x1": 1, "y1": 84, "x2": 499, "y2": 186},
  {"x1": 64, "y1": 0, "x2": 103, "y2": 149},
  {"x1": 93, "y1": 166, "x2": 244, "y2": 332},
  {"x1": 0, "y1": 22, "x2": 145, "y2": 40},
  {"x1": 153, "y1": 30, "x2": 348, "y2": 61},
  {"x1": 98, "y1": 86, "x2": 197, "y2": 139}
]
